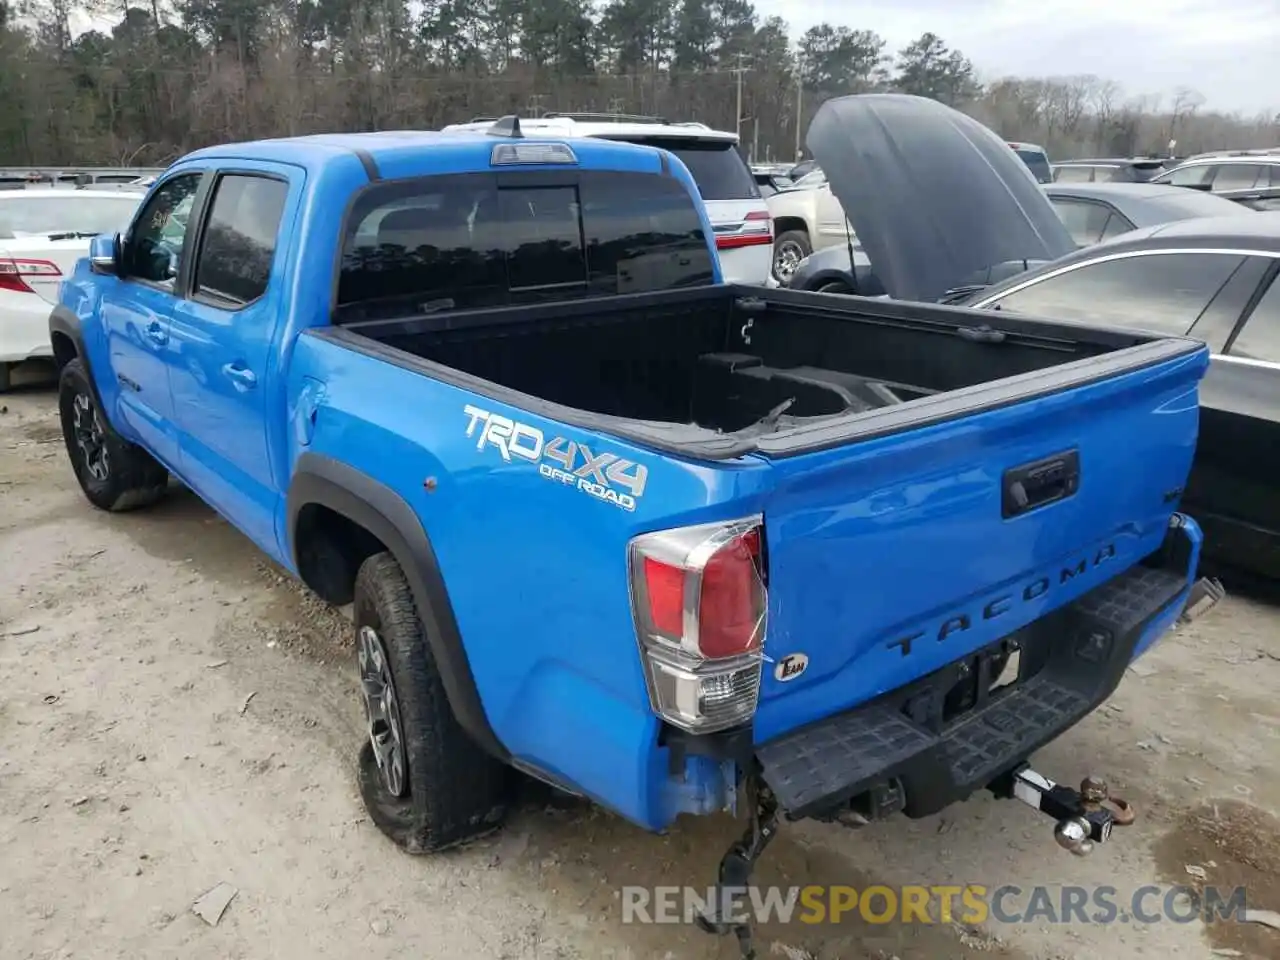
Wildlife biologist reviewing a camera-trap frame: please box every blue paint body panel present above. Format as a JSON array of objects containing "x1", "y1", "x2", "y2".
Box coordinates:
[{"x1": 56, "y1": 128, "x2": 1210, "y2": 834}]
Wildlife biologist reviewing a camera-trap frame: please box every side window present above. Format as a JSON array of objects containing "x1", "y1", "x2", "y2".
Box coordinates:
[
  {"x1": 1228, "y1": 274, "x2": 1280, "y2": 362},
  {"x1": 1051, "y1": 199, "x2": 1112, "y2": 247},
  {"x1": 987, "y1": 253, "x2": 1246, "y2": 335},
  {"x1": 1167, "y1": 164, "x2": 1213, "y2": 187},
  {"x1": 1098, "y1": 212, "x2": 1135, "y2": 241},
  {"x1": 122, "y1": 173, "x2": 202, "y2": 286},
  {"x1": 192, "y1": 175, "x2": 288, "y2": 306},
  {"x1": 1211, "y1": 164, "x2": 1262, "y2": 192}
]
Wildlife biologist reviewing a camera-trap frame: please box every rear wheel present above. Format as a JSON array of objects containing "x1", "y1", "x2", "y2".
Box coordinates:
[
  {"x1": 772, "y1": 230, "x2": 811, "y2": 284},
  {"x1": 354, "y1": 551, "x2": 512, "y2": 853},
  {"x1": 817, "y1": 281, "x2": 852, "y2": 295},
  {"x1": 58, "y1": 359, "x2": 168, "y2": 512}
]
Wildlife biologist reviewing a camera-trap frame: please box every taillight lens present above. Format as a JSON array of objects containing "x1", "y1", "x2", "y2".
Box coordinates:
[
  {"x1": 0, "y1": 257, "x2": 61, "y2": 294},
  {"x1": 715, "y1": 210, "x2": 773, "y2": 250},
  {"x1": 629, "y1": 516, "x2": 767, "y2": 733}
]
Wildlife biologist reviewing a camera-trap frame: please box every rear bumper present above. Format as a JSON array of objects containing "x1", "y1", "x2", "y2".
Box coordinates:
[
  {"x1": 0, "y1": 291, "x2": 55, "y2": 364},
  {"x1": 756, "y1": 513, "x2": 1206, "y2": 821}
]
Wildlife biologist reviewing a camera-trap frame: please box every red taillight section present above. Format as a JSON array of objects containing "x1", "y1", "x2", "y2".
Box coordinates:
[
  {"x1": 716, "y1": 210, "x2": 773, "y2": 250},
  {"x1": 642, "y1": 555, "x2": 686, "y2": 637},
  {"x1": 698, "y1": 528, "x2": 764, "y2": 658},
  {"x1": 0, "y1": 257, "x2": 61, "y2": 294},
  {"x1": 631, "y1": 518, "x2": 766, "y2": 659}
]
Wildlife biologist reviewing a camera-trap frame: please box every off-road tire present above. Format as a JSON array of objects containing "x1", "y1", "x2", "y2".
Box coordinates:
[
  {"x1": 354, "y1": 551, "x2": 512, "y2": 854},
  {"x1": 58, "y1": 358, "x2": 168, "y2": 512}
]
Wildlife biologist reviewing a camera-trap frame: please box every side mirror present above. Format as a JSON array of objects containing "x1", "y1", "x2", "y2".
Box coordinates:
[{"x1": 89, "y1": 233, "x2": 119, "y2": 275}]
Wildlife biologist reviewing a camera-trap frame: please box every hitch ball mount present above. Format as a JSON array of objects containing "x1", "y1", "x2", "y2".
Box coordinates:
[{"x1": 999, "y1": 766, "x2": 1135, "y2": 856}]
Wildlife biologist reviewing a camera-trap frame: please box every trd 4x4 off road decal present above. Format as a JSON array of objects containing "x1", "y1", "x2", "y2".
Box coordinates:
[{"x1": 463, "y1": 405, "x2": 648, "y2": 512}]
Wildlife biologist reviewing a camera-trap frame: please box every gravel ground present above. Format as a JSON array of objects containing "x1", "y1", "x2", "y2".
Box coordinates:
[{"x1": 2, "y1": 376, "x2": 1278, "y2": 960}]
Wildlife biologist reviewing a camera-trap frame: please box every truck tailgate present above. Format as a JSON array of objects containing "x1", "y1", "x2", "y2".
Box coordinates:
[{"x1": 753, "y1": 345, "x2": 1206, "y2": 743}]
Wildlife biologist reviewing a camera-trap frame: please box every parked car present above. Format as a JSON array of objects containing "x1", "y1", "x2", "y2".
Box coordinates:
[
  {"x1": 1150, "y1": 154, "x2": 1280, "y2": 211},
  {"x1": 752, "y1": 170, "x2": 788, "y2": 197},
  {"x1": 442, "y1": 112, "x2": 772, "y2": 284},
  {"x1": 1008, "y1": 141, "x2": 1053, "y2": 183},
  {"x1": 0, "y1": 189, "x2": 144, "y2": 391},
  {"x1": 1043, "y1": 181, "x2": 1251, "y2": 247},
  {"x1": 1051, "y1": 158, "x2": 1172, "y2": 183},
  {"x1": 764, "y1": 165, "x2": 854, "y2": 284},
  {"x1": 49, "y1": 97, "x2": 1218, "y2": 952},
  {"x1": 789, "y1": 135, "x2": 1280, "y2": 580},
  {"x1": 958, "y1": 214, "x2": 1280, "y2": 580}
]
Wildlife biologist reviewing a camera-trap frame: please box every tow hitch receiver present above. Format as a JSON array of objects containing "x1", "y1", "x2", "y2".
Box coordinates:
[{"x1": 994, "y1": 766, "x2": 1135, "y2": 857}]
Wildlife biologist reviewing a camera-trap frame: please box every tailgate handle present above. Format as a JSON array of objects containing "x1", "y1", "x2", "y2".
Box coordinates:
[{"x1": 1002, "y1": 450, "x2": 1080, "y2": 518}]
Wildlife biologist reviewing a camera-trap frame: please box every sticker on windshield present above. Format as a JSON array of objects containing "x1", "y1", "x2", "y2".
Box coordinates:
[{"x1": 463, "y1": 404, "x2": 648, "y2": 512}]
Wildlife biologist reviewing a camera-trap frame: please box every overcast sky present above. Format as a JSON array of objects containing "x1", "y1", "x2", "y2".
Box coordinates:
[{"x1": 758, "y1": 0, "x2": 1280, "y2": 116}]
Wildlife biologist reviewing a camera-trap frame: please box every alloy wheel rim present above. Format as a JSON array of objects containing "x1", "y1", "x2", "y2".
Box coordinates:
[
  {"x1": 71, "y1": 393, "x2": 109, "y2": 482},
  {"x1": 358, "y1": 624, "x2": 408, "y2": 798},
  {"x1": 773, "y1": 241, "x2": 804, "y2": 281}
]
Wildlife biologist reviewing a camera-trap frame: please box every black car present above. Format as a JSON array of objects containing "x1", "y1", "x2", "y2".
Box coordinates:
[
  {"x1": 1043, "y1": 181, "x2": 1250, "y2": 247},
  {"x1": 1051, "y1": 158, "x2": 1172, "y2": 183},
  {"x1": 960, "y1": 215, "x2": 1280, "y2": 578},
  {"x1": 1151, "y1": 155, "x2": 1280, "y2": 212},
  {"x1": 775, "y1": 96, "x2": 1280, "y2": 578}
]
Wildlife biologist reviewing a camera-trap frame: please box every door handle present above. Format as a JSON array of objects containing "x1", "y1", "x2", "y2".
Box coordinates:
[
  {"x1": 221, "y1": 363, "x2": 258, "y2": 390},
  {"x1": 145, "y1": 321, "x2": 168, "y2": 345}
]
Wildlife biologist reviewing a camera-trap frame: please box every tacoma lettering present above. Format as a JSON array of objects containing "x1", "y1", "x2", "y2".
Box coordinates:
[{"x1": 888, "y1": 543, "x2": 1118, "y2": 657}]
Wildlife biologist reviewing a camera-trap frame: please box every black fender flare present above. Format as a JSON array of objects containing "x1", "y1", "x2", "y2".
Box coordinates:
[
  {"x1": 286, "y1": 452, "x2": 509, "y2": 762},
  {"x1": 48, "y1": 305, "x2": 107, "y2": 410}
]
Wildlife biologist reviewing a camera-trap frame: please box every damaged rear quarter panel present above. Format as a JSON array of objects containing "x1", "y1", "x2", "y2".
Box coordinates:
[{"x1": 288, "y1": 332, "x2": 771, "y2": 826}]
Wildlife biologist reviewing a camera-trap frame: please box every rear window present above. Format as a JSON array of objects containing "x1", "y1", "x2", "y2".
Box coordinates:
[
  {"x1": 620, "y1": 137, "x2": 759, "y2": 202},
  {"x1": 0, "y1": 195, "x2": 139, "y2": 237},
  {"x1": 336, "y1": 170, "x2": 714, "y2": 317},
  {"x1": 1053, "y1": 166, "x2": 1096, "y2": 183},
  {"x1": 1016, "y1": 149, "x2": 1053, "y2": 184}
]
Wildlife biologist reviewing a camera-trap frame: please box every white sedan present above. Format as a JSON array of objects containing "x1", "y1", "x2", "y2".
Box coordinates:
[{"x1": 0, "y1": 189, "x2": 144, "y2": 391}]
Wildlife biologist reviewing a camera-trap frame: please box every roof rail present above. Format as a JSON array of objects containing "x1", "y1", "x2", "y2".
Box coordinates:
[
  {"x1": 542, "y1": 111, "x2": 669, "y2": 125},
  {"x1": 486, "y1": 115, "x2": 524, "y2": 138},
  {"x1": 468, "y1": 116, "x2": 499, "y2": 123}
]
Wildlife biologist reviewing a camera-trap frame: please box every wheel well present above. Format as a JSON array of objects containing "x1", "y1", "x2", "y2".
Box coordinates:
[
  {"x1": 51, "y1": 331, "x2": 77, "y2": 370},
  {"x1": 293, "y1": 502, "x2": 387, "y2": 606},
  {"x1": 772, "y1": 217, "x2": 808, "y2": 239}
]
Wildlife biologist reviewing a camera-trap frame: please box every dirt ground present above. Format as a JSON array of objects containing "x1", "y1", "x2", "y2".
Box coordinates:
[{"x1": 2, "y1": 372, "x2": 1279, "y2": 960}]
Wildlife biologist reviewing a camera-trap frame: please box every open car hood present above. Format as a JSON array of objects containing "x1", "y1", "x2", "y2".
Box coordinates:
[{"x1": 806, "y1": 94, "x2": 1076, "y2": 303}]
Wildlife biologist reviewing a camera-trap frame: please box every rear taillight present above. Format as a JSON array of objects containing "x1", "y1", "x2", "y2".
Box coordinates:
[
  {"x1": 0, "y1": 257, "x2": 61, "y2": 294},
  {"x1": 629, "y1": 516, "x2": 767, "y2": 733},
  {"x1": 716, "y1": 210, "x2": 773, "y2": 250}
]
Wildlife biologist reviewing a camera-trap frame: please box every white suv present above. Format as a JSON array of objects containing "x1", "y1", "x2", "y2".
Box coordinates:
[{"x1": 442, "y1": 113, "x2": 772, "y2": 285}]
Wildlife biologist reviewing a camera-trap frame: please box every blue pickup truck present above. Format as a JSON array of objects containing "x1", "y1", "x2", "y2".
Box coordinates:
[{"x1": 50, "y1": 95, "x2": 1220, "y2": 953}]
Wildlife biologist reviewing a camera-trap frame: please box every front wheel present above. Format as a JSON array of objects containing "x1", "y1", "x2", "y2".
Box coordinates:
[
  {"x1": 353, "y1": 551, "x2": 512, "y2": 853},
  {"x1": 58, "y1": 359, "x2": 168, "y2": 512}
]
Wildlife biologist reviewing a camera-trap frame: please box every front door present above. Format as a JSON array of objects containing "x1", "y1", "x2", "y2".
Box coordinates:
[
  {"x1": 169, "y1": 168, "x2": 294, "y2": 555},
  {"x1": 101, "y1": 171, "x2": 205, "y2": 466}
]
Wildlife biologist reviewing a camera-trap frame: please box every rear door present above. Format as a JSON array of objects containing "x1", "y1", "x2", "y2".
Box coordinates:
[
  {"x1": 169, "y1": 166, "x2": 295, "y2": 555},
  {"x1": 612, "y1": 136, "x2": 771, "y2": 285}
]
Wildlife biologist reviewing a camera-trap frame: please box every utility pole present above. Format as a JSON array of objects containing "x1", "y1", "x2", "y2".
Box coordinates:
[
  {"x1": 733, "y1": 52, "x2": 749, "y2": 138},
  {"x1": 794, "y1": 73, "x2": 803, "y2": 161}
]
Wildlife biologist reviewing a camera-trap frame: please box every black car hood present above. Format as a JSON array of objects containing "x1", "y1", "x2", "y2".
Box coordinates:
[{"x1": 805, "y1": 94, "x2": 1076, "y2": 303}]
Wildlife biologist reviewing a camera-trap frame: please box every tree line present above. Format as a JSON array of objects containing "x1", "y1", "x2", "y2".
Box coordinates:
[{"x1": 1, "y1": 0, "x2": 1276, "y2": 167}]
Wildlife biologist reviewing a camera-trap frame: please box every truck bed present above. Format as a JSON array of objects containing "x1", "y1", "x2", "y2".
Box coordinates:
[{"x1": 327, "y1": 285, "x2": 1196, "y2": 458}]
